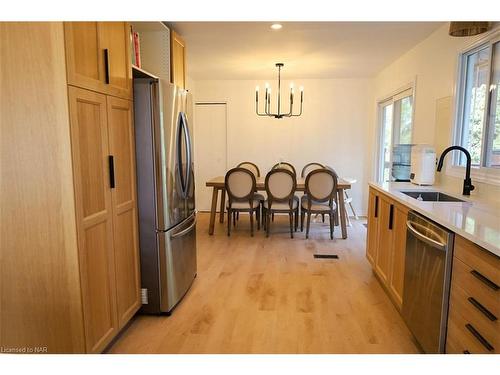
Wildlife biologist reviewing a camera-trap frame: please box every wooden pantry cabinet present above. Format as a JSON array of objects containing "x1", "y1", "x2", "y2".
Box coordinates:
[
  {"x1": 366, "y1": 186, "x2": 409, "y2": 309},
  {"x1": 65, "y1": 22, "x2": 132, "y2": 99},
  {"x1": 1, "y1": 22, "x2": 140, "y2": 354}
]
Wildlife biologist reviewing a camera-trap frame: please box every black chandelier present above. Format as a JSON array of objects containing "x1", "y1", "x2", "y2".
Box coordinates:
[{"x1": 255, "y1": 63, "x2": 304, "y2": 119}]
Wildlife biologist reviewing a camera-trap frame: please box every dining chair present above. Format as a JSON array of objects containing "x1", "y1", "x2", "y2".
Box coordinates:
[
  {"x1": 272, "y1": 162, "x2": 296, "y2": 176},
  {"x1": 236, "y1": 161, "x2": 265, "y2": 222},
  {"x1": 263, "y1": 168, "x2": 299, "y2": 238},
  {"x1": 300, "y1": 162, "x2": 324, "y2": 177},
  {"x1": 301, "y1": 169, "x2": 338, "y2": 239},
  {"x1": 225, "y1": 168, "x2": 261, "y2": 237}
]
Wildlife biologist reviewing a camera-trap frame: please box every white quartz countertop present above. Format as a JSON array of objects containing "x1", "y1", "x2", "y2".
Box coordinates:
[{"x1": 368, "y1": 182, "x2": 500, "y2": 257}]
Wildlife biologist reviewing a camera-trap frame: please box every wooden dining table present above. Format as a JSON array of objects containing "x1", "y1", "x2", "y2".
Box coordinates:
[{"x1": 205, "y1": 176, "x2": 352, "y2": 239}]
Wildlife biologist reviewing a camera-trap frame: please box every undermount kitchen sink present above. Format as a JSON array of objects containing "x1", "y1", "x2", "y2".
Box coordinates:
[{"x1": 400, "y1": 191, "x2": 465, "y2": 202}]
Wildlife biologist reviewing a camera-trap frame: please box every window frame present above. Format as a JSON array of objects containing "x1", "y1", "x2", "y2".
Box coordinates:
[
  {"x1": 375, "y1": 82, "x2": 416, "y2": 183},
  {"x1": 450, "y1": 27, "x2": 500, "y2": 185}
]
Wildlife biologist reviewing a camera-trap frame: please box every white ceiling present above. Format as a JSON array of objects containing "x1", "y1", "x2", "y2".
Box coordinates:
[{"x1": 170, "y1": 22, "x2": 443, "y2": 80}]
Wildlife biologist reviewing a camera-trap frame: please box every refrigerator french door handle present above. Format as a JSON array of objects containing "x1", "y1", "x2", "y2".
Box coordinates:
[
  {"x1": 182, "y1": 112, "x2": 192, "y2": 196},
  {"x1": 176, "y1": 113, "x2": 187, "y2": 198}
]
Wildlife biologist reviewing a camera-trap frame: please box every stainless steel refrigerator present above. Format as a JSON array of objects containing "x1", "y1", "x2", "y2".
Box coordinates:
[{"x1": 134, "y1": 78, "x2": 196, "y2": 315}]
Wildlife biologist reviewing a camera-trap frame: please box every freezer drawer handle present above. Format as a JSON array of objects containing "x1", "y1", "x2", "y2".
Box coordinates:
[
  {"x1": 470, "y1": 270, "x2": 499, "y2": 291},
  {"x1": 467, "y1": 297, "x2": 497, "y2": 321},
  {"x1": 171, "y1": 215, "x2": 197, "y2": 239},
  {"x1": 465, "y1": 323, "x2": 494, "y2": 352},
  {"x1": 406, "y1": 220, "x2": 446, "y2": 250}
]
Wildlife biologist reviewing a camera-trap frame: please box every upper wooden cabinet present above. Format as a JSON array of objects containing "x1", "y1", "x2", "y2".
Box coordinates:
[
  {"x1": 171, "y1": 30, "x2": 186, "y2": 89},
  {"x1": 64, "y1": 22, "x2": 132, "y2": 99}
]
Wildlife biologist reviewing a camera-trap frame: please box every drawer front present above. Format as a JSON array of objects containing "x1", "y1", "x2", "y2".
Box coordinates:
[
  {"x1": 449, "y1": 283, "x2": 498, "y2": 351},
  {"x1": 452, "y1": 257, "x2": 499, "y2": 318},
  {"x1": 454, "y1": 235, "x2": 499, "y2": 289},
  {"x1": 447, "y1": 303, "x2": 497, "y2": 354}
]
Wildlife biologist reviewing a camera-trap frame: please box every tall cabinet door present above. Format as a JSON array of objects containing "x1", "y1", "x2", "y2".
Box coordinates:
[
  {"x1": 388, "y1": 203, "x2": 409, "y2": 309},
  {"x1": 375, "y1": 196, "x2": 394, "y2": 284},
  {"x1": 107, "y1": 96, "x2": 141, "y2": 328},
  {"x1": 98, "y1": 22, "x2": 132, "y2": 99},
  {"x1": 68, "y1": 87, "x2": 118, "y2": 353},
  {"x1": 366, "y1": 188, "x2": 379, "y2": 265},
  {"x1": 65, "y1": 22, "x2": 106, "y2": 94}
]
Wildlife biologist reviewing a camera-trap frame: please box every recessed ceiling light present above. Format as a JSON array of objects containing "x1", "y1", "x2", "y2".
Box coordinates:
[{"x1": 270, "y1": 23, "x2": 282, "y2": 30}]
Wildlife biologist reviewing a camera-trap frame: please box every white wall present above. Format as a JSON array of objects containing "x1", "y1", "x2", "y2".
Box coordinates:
[
  {"x1": 193, "y1": 78, "x2": 374, "y2": 215},
  {"x1": 370, "y1": 24, "x2": 500, "y2": 202}
]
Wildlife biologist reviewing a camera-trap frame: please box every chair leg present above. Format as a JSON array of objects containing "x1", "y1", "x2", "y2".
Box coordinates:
[
  {"x1": 301, "y1": 210, "x2": 305, "y2": 232},
  {"x1": 237, "y1": 211, "x2": 240, "y2": 221},
  {"x1": 345, "y1": 207, "x2": 352, "y2": 227},
  {"x1": 256, "y1": 208, "x2": 260, "y2": 231},
  {"x1": 227, "y1": 209, "x2": 231, "y2": 237},
  {"x1": 266, "y1": 211, "x2": 271, "y2": 237},
  {"x1": 329, "y1": 212, "x2": 334, "y2": 240},
  {"x1": 294, "y1": 208, "x2": 298, "y2": 232},
  {"x1": 233, "y1": 211, "x2": 236, "y2": 227},
  {"x1": 250, "y1": 210, "x2": 254, "y2": 237},
  {"x1": 289, "y1": 212, "x2": 294, "y2": 239},
  {"x1": 306, "y1": 212, "x2": 311, "y2": 239}
]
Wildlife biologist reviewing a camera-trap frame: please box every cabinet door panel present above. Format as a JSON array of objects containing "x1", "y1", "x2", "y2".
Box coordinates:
[
  {"x1": 366, "y1": 189, "x2": 379, "y2": 265},
  {"x1": 68, "y1": 87, "x2": 118, "y2": 353},
  {"x1": 171, "y1": 30, "x2": 186, "y2": 89},
  {"x1": 107, "y1": 97, "x2": 141, "y2": 327},
  {"x1": 375, "y1": 196, "x2": 393, "y2": 284},
  {"x1": 65, "y1": 22, "x2": 105, "y2": 93},
  {"x1": 389, "y1": 204, "x2": 408, "y2": 309},
  {"x1": 99, "y1": 22, "x2": 132, "y2": 99}
]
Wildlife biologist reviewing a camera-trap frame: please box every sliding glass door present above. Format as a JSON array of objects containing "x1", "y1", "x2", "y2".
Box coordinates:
[{"x1": 377, "y1": 88, "x2": 414, "y2": 182}]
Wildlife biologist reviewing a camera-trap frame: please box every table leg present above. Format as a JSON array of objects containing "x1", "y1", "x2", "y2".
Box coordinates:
[
  {"x1": 219, "y1": 188, "x2": 226, "y2": 223},
  {"x1": 338, "y1": 188, "x2": 347, "y2": 239},
  {"x1": 209, "y1": 187, "x2": 219, "y2": 235}
]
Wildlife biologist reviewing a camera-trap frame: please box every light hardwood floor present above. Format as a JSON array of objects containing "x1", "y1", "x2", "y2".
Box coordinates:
[{"x1": 108, "y1": 212, "x2": 420, "y2": 353}]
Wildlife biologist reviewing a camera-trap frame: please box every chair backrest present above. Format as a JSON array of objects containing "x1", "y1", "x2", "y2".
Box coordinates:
[
  {"x1": 236, "y1": 161, "x2": 260, "y2": 178},
  {"x1": 305, "y1": 169, "x2": 338, "y2": 204},
  {"x1": 272, "y1": 162, "x2": 296, "y2": 176},
  {"x1": 265, "y1": 168, "x2": 297, "y2": 207},
  {"x1": 301, "y1": 162, "x2": 324, "y2": 177},
  {"x1": 225, "y1": 168, "x2": 256, "y2": 204}
]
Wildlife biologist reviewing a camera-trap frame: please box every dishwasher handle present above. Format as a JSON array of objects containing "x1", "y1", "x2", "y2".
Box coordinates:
[{"x1": 406, "y1": 220, "x2": 446, "y2": 251}]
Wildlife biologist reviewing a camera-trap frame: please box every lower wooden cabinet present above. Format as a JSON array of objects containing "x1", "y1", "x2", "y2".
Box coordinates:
[
  {"x1": 366, "y1": 186, "x2": 408, "y2": 310},
  {"x1": 446, "y1": 235, "x2": 499, "y2": 354},
  {"x1": 69, "y1": 87, "x2": 140, "y2": 353}
]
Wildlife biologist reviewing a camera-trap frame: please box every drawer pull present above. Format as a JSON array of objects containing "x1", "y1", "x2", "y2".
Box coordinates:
[
  {"x1": 463, "y1": 350, "x2": 470, "y2": 354},
  {"x1": 470, "y1": 270, "x2": 499, "y2": 291},
  {"x1": 468, "y1": 297, "x2": 498, "y2": 321},
  {"x1": 465, "y1": 323, "x2": 494, "y2": 352}
]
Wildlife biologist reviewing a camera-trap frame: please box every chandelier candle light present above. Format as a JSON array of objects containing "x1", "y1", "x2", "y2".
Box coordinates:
[{"x1": 255, "y1": 63, "x2": 304, "y2": 118}]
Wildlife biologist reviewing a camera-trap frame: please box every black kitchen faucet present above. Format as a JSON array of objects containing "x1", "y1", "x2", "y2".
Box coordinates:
[{"x1": 436, "y1": 146, "x2": 475, "y2": 196}]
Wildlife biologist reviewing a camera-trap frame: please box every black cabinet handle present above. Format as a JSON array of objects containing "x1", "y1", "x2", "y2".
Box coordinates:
[
  {"x1": 465, "y1": 323, "x2": 494, "y2": 351},
  {"x1": 470, "y1": 270, "x2": 499, "y2": 291},
  {"x1": 467, "y1": 297, "x2": 497, "y2": 321},
  {"x1": 374, "y1": 196, "x2": 378, "y2": 218},
  {"x1": 108, "y1": 155, "x2": 115, "y2": 188},
  {"x1": 463, "y1": 350, "x2": 470, "y2": 354},
  {"x1": 389, "y1": 204, "x2": 394, "y2": 230},
  {"x1": 104, "y1": 49, "x2": 110, "y2": 84}
]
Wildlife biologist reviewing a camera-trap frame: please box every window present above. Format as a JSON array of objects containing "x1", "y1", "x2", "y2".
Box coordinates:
[
  {"x1": 456, "y1": 34, "x2": 500, "y2": 169},
  {"x1": 377, "y1": 87, "x2": 414, "y2": 182}
]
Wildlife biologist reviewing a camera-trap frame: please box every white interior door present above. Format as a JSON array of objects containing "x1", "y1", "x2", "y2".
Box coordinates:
[{"x1": 194, "y1": 103, "x2": 227, "y2": 211}]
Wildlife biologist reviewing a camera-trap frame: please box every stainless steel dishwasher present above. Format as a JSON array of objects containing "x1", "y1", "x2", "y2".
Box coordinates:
[{"x1": 402, "y1": 211, "x2": 454, "y2": 353}]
